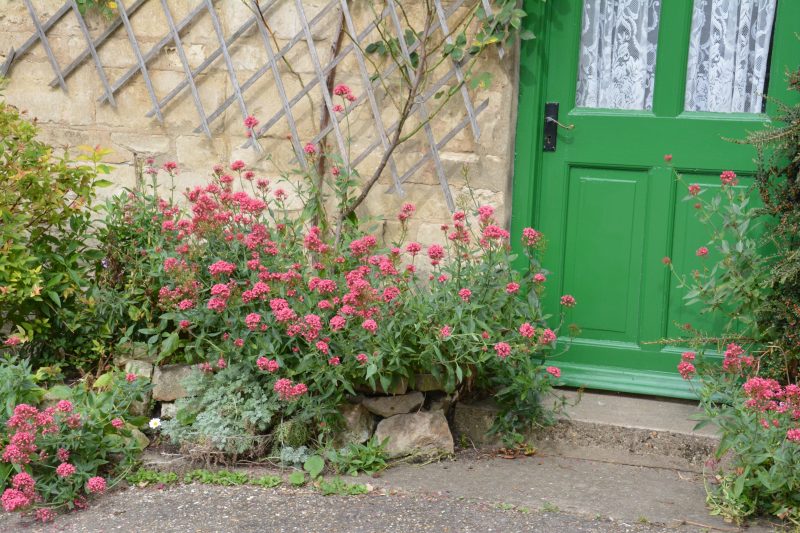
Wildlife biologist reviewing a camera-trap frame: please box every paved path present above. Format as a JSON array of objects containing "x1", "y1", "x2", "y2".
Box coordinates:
[
  {"x1": 2, "y1": 483, "x2": 666, "y2": 533},
  {"x1": 0, "y1": 449, "x2": 779, "y2": 532}
]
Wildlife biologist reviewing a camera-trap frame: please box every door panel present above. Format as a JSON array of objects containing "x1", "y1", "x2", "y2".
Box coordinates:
[
  {"x1": 514, "y1": 0, "x2": 800, "y2": 397},
  {"x1": 562, "y1": 169, "x2": 648, "y2": 342}
]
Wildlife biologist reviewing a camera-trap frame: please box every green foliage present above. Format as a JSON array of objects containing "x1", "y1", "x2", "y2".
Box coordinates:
[
  {"x1": 0, "y1": 371, "x2": 151, "y2": 516},
  {"x1": 69, "y1": 174, "x2": 175, "y2": 369},
  {"x1": 303, "y1": 455, "x2": 325, "y2": 479},
  {"x1": 126, "y1": 469, "x2": 179, "y2": 486},
  {"x1": 288, "y1": 471, "x2": 306, "y2": 487},
  {"x1": 326, "y1": 436, "x2": 388, "y2": 476},
  {"x1": 161, "y1": 363, "x2": 279, "y2": 456},
  {"x1": 0, "y1": 356, "x2": 46, "y2": 424},
  {"x1": 251, "y1": 474, "x2": 282, "y2": 488},
  {"x1": 745, "y1": 68, "x2": 800, "y2": 382},
  {"x1": 318, "y1": 477, "x2": 368, "y2": 496},
  {"x1": 74, "y1": 0, "x2": 118, "y2": 18},
  {"x1": 669, "y1": 70, "x2": 800, "y2": 523},
  {"x1": 278, "y1": 446, "x2": 310, "y2": 468},
  {"x1": 183, "y1": 469, "x2": 250, "y2": 486},
  {"x1": 0, "y1": 98, "x2": 109, "y2": 370}
]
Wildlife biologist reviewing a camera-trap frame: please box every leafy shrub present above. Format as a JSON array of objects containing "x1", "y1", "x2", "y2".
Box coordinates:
[
  {"x1": 0, "y1": 356, "x2": 46, "y2": 424},
  {"x1": 746, "y1": 68, "x2": 800, "y2": 382},
  {"x1": 670, "y1": 162, "x2": 800, "y2": 524},
  {"x1": 161, "y1": 362, "x2": 279, "y2": 457},
  {"x1": 64, "y1": 166, "x2": 175, "y2": 371},
  {"x1": 0, "y1": 372, "x2": 150, "y2": 522},
  {"x1": 678, "y1": 344, "x2": 800, "y2": 525},
  {"x1": 144, "y1": 157, "x2": 568, "y2": 454},
  {"x1": 0, "y1": 97, "x2": 111, "y2": 371},
  {"x1": 326, "y1": 436, "x2": 388, "y2": 476}
]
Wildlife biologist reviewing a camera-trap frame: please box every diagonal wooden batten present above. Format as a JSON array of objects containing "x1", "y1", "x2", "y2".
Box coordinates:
[
  {"x1": 49, "y1": 0, "x2": 147, "y2": 88},
  {"x1": 293, "y1": 0, "x2": 349, "y2": 167},
  {"x1": 386, "y1": 0, "x2": 454, "y2": 212},
  {"x1": 338, "y1": 0, "x2": 402, "y2": 196},
  {"x1": 248, "y1": 0, "x2": 308, "y2": 168},
  {"x1": 434, "y1": 0, "x2": 480, "y2": 140},
  {"x1": 99, "y1": 1, "x2": 208, "y2": 105},
  {"x1": 68, "y1": 0, "x2": 116, "y2": 106},
  {"x1": 159, "y1": 0, "x2": 211, "y2": 137},
  {"x1": 115, "y1": 0, "x2": 164, "y2": 122},
  {"x1": 2, "y1": 3, "x2": 70, "y2": 77},
  {"x1": 22, "y1": 0, "x2": 67, "y2": 91},
  {"x1": 202, "y1": 0, "x2": 262, "y2": 153},
  {"x1": 146, "y1": 1, "x2": 278, "y2": 120},
  {"x1": 207, "y1": 0, "x2": 338, "y2": 138}
]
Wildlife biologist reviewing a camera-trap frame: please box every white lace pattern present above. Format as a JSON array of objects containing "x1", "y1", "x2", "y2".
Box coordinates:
[
  {"x1": 575, "y1": 0, "x2": 662, "y2": 111},
  {"x1": 684, "y1": 0, "x2": 777, "y2": 113}
]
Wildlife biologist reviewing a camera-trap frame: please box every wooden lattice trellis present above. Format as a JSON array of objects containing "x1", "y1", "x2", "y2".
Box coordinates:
[{"x1": 2, "y1": 0, "x2": 495, "y2": 211}]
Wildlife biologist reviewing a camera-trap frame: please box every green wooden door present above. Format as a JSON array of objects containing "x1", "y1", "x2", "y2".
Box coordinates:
[{"x1": 513, "y1": 0, "x2": 800, "y2": 398}]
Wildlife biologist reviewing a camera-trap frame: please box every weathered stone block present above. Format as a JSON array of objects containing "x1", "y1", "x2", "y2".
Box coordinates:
[
  {"x1": 160, "y1": 402, "x2": 178, "y2": 420},
  {"x1": 152, "y1": 364, "x2": 195, "y2": 402},
  {"x1": 124, "y1": 359, "x2": 154, "y2": 381},
  {"x1": 374, "y1": 411, "x2": 454, "y2": 459},
  {"x1": 332, "y1": 403, "x2": 374, "y2": 447},
  {"x1": 362, "y1": 391, "x2": 424, "y2": 418}
]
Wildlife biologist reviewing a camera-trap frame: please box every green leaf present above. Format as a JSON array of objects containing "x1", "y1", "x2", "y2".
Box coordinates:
[
  {"x1": 288, "y1": 471, "x2": 305, "y2": 486},
  {"x1": 93, "y1": 372, "x2": 114, "y2": 389},
  {"x1": 303, "y1": 455, "x2": 325, "y2": 479},
  {"x1": 158, "y1": 331, "x2": 180, "y2": 361}
]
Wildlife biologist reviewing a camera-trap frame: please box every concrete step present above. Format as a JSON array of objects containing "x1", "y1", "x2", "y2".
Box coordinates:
[{"x1": 452, "y1": 389, "x2": 719, "y2": 472}]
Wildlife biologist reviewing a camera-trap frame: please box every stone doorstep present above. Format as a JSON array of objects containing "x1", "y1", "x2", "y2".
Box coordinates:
[{"x1": 453, "y1": 389, "x2": 719, "y2": 472}]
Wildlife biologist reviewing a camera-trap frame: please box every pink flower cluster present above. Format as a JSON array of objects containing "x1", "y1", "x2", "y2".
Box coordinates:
[
  {"x1": 273, "y1": 378, "x2": 308, "y2": 400},
  {"x1": 256, "y1": 357, "x2": 280, "y2": 372}
]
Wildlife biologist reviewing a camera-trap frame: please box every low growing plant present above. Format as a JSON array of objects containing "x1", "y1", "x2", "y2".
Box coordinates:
[
  {"x1": 318, "y1": 477, "x2": 368, "y2": 496},
  {"x1": 0, "y1": 97, "x2": 112, "y2": 372},
  {"x1": 669, "y1": 167, "x2": 800, "y2": 524},
  {"x1": 145, "y1": 152, "x2": 569, "y2": 455},
  {"x1": 326, "y1": 436, "x2": 389, "y2": 476},
  {"x1": 0, "y1": 371, "x2": 150, "y2": 522}
]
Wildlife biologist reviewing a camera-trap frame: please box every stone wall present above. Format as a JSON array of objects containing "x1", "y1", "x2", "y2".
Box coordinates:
[{"x1": 0, "y1": 0, "x2": 518, "y2": 243}]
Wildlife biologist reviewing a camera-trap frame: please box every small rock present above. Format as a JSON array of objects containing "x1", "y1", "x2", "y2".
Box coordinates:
[
  {"x1": 130, "y1": 428, "x2": 150, "y2": 450},
  {"x1": 160, "y1": 402, "x2": 178, "y2": 419},
  {"x1": 333, "y1": 403, "x2": 375, "y2": 447},
  {"x1": 426, "y1": 392, "x2": 453, "y2": 414},
  {"x1": 374, "y1": 411, "x2": 454, "y2": 459},
  {"x1": 363, "y1": 391, "x2": 424, "y2": 418},
  {"x1": 152, "y1": 364, "x2": 195, "y2": 402},
  {"x1": 124, "y1": 359, "x2": 154, "y2": 380}
]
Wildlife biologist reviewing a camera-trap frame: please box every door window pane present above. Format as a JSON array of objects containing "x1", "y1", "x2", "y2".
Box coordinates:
[
  {"x1": 576, "y1": 0, "x2": 662, "y2": 110},
  {"x1": 685, "y1": 0, "x2": 777, "y2": 113}
]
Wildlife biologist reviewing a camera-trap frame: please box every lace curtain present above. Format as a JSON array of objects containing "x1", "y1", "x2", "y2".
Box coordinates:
[
  {"x1": 576, "y1": 0, "x2": 662, "y2": 110},
  {"x1": 685, "y1": 0, "x2": 777, "y2": 113}
]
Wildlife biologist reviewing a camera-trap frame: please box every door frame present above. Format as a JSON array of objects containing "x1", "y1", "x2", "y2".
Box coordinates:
[{"x1": 511, "y1": 0, "x2": 800, "y2": 398}]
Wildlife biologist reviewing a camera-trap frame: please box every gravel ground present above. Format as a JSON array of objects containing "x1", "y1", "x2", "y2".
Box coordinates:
[{"x1": 1, "y1": 483, "x2": 672, "y2": 533}]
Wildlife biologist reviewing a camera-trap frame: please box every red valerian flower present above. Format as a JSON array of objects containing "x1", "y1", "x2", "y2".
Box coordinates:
[
  {"x1": 720, "y1": 170, "x2": 738, "y2": 186},
  {"x1": 688, "y1": 184, "x2": 701, "y2": 196},
  {"x1": 494, "y1": 342, "x2": 511, "y2": 359},
  {"x1": 546, "y1": 366, "x2": 561, "y2": 378},
  {"x1": 86, "y1": 477, "x2": 106, "y2": 494},
  {"x1": 696, "y1": 246, "x2": 709, "y2": 257}
]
